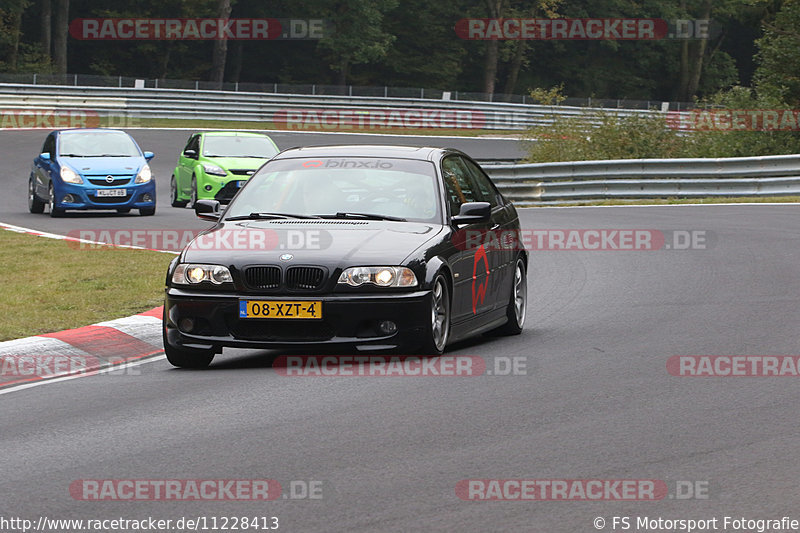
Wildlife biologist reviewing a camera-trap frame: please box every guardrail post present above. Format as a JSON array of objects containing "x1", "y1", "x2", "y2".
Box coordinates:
[
  {"x1": 349, "y1": 85, "x2": 352, "y2": 96},
  {"x1": 154, "y1": 79, "x2": 158, "y2": 89},
  {"x1": 195, "y1": 81, "x2": 199, "y2": 90},
  {"x1": 32, "y1": 73, "x2": 36, "y2": 85},
  {"x1": 74, "y1": 74, "x2": 78, "y2": 86},
  {"x1": 384, "y1": 86, "x2": 387, "y2": 98},
  {"x1": 312, "y1": 84, "x2": 316, "y2": 95},
  {"x1": 421, "y1": 88, "x2": 424, "y2": 98},
  {"x1": 235, "y1": 82, "x2": 238, "y2": 91}
]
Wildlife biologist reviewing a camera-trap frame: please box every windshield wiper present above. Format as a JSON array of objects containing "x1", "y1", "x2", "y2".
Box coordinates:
[
  {"x1": 319, "y1": 212, "x2": 407, "y2": 222},
  {"x1": 226, "y1": 212, "x2": 322, "y2": 221},
  {"x1": 58, "y1": 153, "x2": 91, "y2": 157}
]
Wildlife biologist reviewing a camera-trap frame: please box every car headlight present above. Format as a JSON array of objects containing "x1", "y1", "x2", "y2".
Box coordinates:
[
  {"x1": 337, "y1": 266, "x2": 418, "y2": 287},
  {"x1": 135, "y1": 163, "x2": 152, "y2": 183},
  {"x1": 202, "y1": 163, "x2": 227, "y2": 176},
  {"x1": 172, "y1": 264, "x2": 233, "y2": 285},
  {"x1": 60, "y1": 166, "x2": 83, "y2": 184}
]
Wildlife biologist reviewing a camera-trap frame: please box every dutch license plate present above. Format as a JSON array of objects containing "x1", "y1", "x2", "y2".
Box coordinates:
[
  {"x1": 96, "y1": 188, "x2": 126, "y2": 197},
  {"x1": 239, "y1": 300, "x2": 322, "y2": 319}
]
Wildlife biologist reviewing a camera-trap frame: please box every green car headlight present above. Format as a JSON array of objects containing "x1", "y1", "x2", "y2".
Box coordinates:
[{"x1": 202, "y1": 163, "x2": 227, "y2": 176}]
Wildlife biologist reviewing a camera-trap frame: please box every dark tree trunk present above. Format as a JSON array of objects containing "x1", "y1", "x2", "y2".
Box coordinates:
[
  {"x1": 41, "y1": 0, "x2": 51, "y2": 59},
  {"x1": 52, "y1": 0, "x2": 69, "y2": 75},
  {"x1": 482, "y1": 0, "x2": 506, "y2": 98},
  {"x1": 210, "y1": 0, "x2": 232, "y2": 88},
  {"x1": 503, "y1": 40, "x2": 526, "y2": 101}
]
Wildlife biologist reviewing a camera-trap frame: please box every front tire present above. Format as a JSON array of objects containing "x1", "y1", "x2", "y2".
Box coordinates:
[
  {"x1": 190, "y1": 175, "x2": 198, "y2": 207},
  {"x1": 418, "y1": 274, "x2": 451, "y2": 355},
  {"x1": 48, "y1": 183, "x2": 64, "y2": 218},
  {"x1": 28, "y1": 178, "x2": 44, "y2": 213},
  {"x1": 170, "y1": 175, "x2": 188, "y2": 207},
  {"x1": 163, "y1": 311, "x2": 215, "y2": 368},
  {"x1": 493, "y1": 257, "x2": 527, "y2": 335}
]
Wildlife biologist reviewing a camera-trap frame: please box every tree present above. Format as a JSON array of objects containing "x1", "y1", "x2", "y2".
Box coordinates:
[
  {"x1": 754, "y1": 0, "x2": 800, "y2": 107},
  {"x1": 51, "y1": 0, "x2": 66, "y2": 74},
  {"x1": 315, "y1": 0, "x2": 398, "y2": 87},
  {"x1": 209, "y1": 0, "x2": 232, "y2": 86}
]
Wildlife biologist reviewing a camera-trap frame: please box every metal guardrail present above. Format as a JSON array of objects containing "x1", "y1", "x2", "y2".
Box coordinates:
[
  {"x1": 484, "y1": 155, "x2": 800, "y2": 205},
  {"x1": 0, "y1": 83, "x2": 669, "y2": 131},
  {"x1": 0, "y1": 73, "x2": 700, "y2": 110}
]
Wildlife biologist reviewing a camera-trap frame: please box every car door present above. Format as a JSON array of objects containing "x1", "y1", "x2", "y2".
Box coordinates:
[
  {"x1": 441, "y1": 154, "x2": 496, "y2": 323},
  {"x1": 33, "y1": 133, "x2": 57, "y2": 198},
  {"x1": 178, "y1": 134, "x2": 200, "y2": 196},
  {"x1": 460, "y1": 156, "x2": 518, "y2": 308}
]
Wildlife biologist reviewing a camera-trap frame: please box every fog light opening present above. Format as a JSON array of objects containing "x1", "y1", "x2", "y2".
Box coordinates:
[
  {"x1": 62, "y1": 194, "x2": 76, "y2": 203},
  {"x1": 142, "y1": 193, "x2": 153, "y2": 202},
  {"x1": 204, "y1": 184, "x2": 213, "y2": 192},
  {"x1": 178, "y1": 318, "x2": 195, "y2": 333},
  {"x1": 378, "y1": 320, "x2": 397, "y2": 335}
]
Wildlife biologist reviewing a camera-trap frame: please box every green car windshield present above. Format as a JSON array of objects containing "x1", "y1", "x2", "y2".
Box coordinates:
[{"x1": 202, "y1": 135, "x2": 278, "y2": 158}]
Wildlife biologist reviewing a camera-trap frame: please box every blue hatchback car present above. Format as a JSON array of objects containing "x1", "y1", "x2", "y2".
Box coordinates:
[{"x1": 28, "y1": 129, "x2": 157, "y2": 217}]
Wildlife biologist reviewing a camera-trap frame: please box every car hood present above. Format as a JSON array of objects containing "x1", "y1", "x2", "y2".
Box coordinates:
[
  {"x1": 60, "y1": 156, "x2": 143, "y2": 175},
  {"x1": 203, "y1": 156, "x2": 271, "y2": 170},
  {"x1": 181, "y1": 220, "x2": 444, "y2": 268}
]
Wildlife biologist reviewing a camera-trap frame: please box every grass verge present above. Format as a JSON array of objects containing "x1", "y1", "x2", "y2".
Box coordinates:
[
  {"x1": 105, "y1": 117, "x2": 521, "y2": 138},
  {"x1": 0, "y1": 229, "x2": 173, "y2": 341}
]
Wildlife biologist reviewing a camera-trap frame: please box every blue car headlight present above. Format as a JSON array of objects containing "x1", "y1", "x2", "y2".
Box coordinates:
[
  {"x1": 135, "y1": 163, "x2": 152, "y2": 184},
  {"x1": 60, "y1": 166, "x2": 83, "y2": 184}
]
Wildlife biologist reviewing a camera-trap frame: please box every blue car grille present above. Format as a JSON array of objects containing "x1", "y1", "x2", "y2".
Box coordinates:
[{"x1": 88, "y1": 177, "x2": 133, "y2": 186}]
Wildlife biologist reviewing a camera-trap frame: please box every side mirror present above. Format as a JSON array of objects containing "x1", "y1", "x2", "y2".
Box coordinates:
[
  {"x1": 183, "y1": 149, "x2": 197, "y2": 159},
  {"x1": 452, "y1": 202, "x2": 491, "y2": 225},
  {"x1": 143, "y1": 151, "x2": 155, "y2": 161},
  {"x1": 39, "y1": 152, "x2": 51, "y2": 161},
  {"x1": 195, "y1": 199, "x2": 221, "y2": 221}
]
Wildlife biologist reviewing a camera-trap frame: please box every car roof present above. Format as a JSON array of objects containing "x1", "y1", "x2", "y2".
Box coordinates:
[
  {"x1": 199, "y1": 131, "x2": 273, "y2": 137},
  {"x1": 273, "y1": 144, "x2": 456, "y2": 161},
  {"x1": 55, "y1": 128, "x2": 130, "y2": 135}
]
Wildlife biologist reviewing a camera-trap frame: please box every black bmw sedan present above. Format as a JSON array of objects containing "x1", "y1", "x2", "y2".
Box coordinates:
[{"x1": 163, "y1": 145, "x2": 527, "y2": 368}]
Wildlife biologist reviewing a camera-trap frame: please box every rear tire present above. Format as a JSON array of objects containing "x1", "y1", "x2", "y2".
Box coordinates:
[
  {"x1": 418, "y1": 274, "x2": 450, "y2": 355},
  {"x1": 28, "y1": 178, "x2": 44, "y2": 213},
  {"x1": 493, "y1": 257, "x2": 527, "y2": 335},
  {"x1": 170, "y1": 175, "x2": 188, "y2": 207},
  {"x1": 48, "y1": 183, "x2": 64, "y2": 218}
]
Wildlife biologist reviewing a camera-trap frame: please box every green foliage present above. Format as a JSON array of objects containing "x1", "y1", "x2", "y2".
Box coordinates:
[
  {"x1": 524, "y1": 85, "x2": 800, "y2": 162},
  {"x1": 754, "y1": 0, "x2": 800, "y2": 107}
]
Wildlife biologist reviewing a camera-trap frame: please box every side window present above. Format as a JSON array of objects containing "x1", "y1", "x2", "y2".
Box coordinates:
[
  {"x1": 441, "y1": 156, "x2": 478, "y2": 216},
  {"x1": 183, "y1": 135, "x2": 198, "y2": 155},
  {"x1": 461, "y1": 158, "x2": 499, "y2": 207},
  {"x1": 42, "y1": 134, "x2": 55, "y2": 157}
]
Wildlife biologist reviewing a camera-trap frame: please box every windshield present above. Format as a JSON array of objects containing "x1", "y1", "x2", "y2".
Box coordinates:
[
  {"x1": 202, "y1": 135, "x2": 278, "y2": 158},
  {"x1": 58, "y1": 131, "x2": 140, "y2": 157},
  {"x1": 225, "y1": 157, "x2": 441, "y2": 223}
]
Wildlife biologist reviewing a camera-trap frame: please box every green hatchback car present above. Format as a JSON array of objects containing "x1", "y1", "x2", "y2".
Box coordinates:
[{"x1": 170, "y1": 131, "x2": 280, "y2": 206}]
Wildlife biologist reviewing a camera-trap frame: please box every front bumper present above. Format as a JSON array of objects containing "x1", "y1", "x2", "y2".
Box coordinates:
[
  {"x1": 164, "y1": 288, "x2": 432, "y2": 352},
  {"x1": 53, "y1": 181, "x2": 156, "y2": 210}
]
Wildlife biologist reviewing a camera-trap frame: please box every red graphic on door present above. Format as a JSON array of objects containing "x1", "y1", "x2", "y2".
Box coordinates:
[{"x1": 472, "y1": 245, "x2": 490, "y2": 314}]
